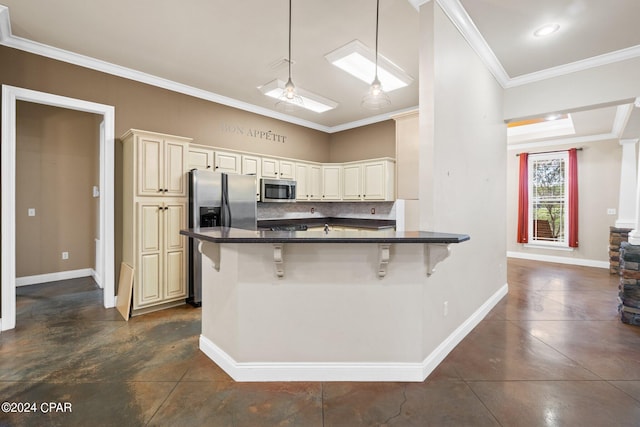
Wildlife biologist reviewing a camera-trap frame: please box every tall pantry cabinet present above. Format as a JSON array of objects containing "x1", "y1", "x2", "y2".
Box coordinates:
[{"x1": 121, "y1": 129, "x2": 192, "y2": 315}]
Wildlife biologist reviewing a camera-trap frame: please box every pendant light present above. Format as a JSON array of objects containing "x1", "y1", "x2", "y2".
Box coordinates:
[
  {"x1": 276, "y1": 0, "x2": 303, "y2": 112},
  {"x1": 361, "y1": 0, "x2": 391, "y2": 110}
]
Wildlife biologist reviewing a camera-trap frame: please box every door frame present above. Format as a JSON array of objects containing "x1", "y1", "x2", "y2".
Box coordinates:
[{"x1": 1, "y1": 85, "x2": 115, "y2": 330}]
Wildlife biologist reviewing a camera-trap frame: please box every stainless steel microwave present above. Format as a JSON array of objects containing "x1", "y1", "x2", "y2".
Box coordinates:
[{"x1": 260, "y1": 178, "x2": 296, "y2": 202}]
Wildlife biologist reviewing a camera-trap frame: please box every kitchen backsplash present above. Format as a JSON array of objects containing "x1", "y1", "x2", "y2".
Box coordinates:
[{"x1": 258, "y1": 201, "x2": 396, "y2": 221}]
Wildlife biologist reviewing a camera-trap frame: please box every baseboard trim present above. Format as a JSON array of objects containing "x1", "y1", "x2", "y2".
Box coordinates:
[
  {"x1": 198, "y1": 283, "x2": 509, "y2": 382},
  {"x1": 16, "y1": 269, "x2": 96, "y2": 287},
  {"x1": 420, "y1": 282, "x2": 508, "y2": 379},
  {"x1": 507, "y1": 251, "x2": 609, "y2": 269},
  {"x1": 199, "y1": 336, "x2": 426, "y2": 382}
]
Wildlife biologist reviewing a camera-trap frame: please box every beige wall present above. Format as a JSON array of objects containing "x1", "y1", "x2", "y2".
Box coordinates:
[
  {"x1": 15, "y1": 102, "x2": 100, "y2": 277},
  {"x1": 506, "y1": 140, "x2": 622, "y2": 263},
  {"x1": 0, "y1": 45, "x2": 396, "y2": 294},
  {"x1": 418, "y1": 3, "x2": 506, "y2": 358},
  {"x1": 328, "y1": 120, "x2": 396, "y2": 162},
  {"x1": 0, "y1": 46, "x2": 331, "y2": 163}
]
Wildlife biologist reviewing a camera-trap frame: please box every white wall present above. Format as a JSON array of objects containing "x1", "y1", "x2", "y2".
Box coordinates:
[{"x1": 418, "y1": 3, "x2": 507, "y2": 359}]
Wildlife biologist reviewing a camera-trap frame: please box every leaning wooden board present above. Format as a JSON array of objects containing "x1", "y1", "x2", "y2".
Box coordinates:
[{"x1": 116, "y1": 263, "x2": 134, "y2": 321}]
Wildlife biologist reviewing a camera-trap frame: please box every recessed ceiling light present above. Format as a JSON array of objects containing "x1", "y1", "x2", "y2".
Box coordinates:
[
  {"x1": 258, "y1": 79, "x2": 338, "y2": 113},
  {"x1": 533, "y1": 23, "x2": 560, "y2": 37},
  {"x1": 325, "y1": 40, "x2": 413, "y2": 92}
]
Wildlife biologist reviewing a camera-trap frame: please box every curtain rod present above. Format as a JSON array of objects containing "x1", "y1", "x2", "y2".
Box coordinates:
[{"x1": 516, "y1": 147, "x2": 583, "y2": 157}]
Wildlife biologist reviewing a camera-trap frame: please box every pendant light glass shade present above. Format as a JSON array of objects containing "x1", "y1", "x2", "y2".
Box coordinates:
[
  {"x1": 361, "y1": 0, "x2": 391, "y2": 110},
  {"x1": 276, "y1": 0, "x2": 303, "y2": 112}
]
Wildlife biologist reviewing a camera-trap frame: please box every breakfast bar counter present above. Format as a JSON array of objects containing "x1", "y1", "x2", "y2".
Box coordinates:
[{"x1": 181, "y1": 227, "x2": 470, "y2": 382}]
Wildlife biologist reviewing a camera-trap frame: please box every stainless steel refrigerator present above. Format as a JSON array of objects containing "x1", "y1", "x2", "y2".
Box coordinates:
[{"x1": 188, "y1": 169, "x2": 257, "y2": 306}]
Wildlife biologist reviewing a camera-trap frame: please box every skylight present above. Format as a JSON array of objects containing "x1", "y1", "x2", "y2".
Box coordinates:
[
  {"x1": 325, "y1": 40, "x2": 413, "y2": 92},
  {"x1": 508, "y1": 114, "x2": 576, "y2": 143},
  {"x1": 258, "y1": 79, "x2": 338, "y2": 113}
]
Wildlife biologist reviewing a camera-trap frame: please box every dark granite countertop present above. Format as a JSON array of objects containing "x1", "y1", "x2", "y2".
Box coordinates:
[
  {"x1": 257, "y1": 217, "x2": 396, "y2": 230},
  {"x1": 180, "y1": 227, "x2": 469, "y2": 244}
]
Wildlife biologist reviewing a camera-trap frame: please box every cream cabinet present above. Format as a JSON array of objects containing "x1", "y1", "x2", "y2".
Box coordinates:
[
  {"x1": 261, "y1": 157, "x2": 279, "y2": 178},
  {"x1": 188, "y1": 146, "x2": 214, "y2": 170},
  {"x1": 136, "y1": 200, "x2": 187, "y2": 308},
  {"x1": 362, "y1": 160, "x2": 395, "y2": 200},
  {"x1": 214, "y1": 150, "x2": 241, "y2": 174},
  {"x1": 342, "y1": 163, "x2": 363, "y2": 200},
  {"x1": 121, "y1": 129, "x2": 191, "y2": 315},
  {"x1": 341, "y1": 160, "x2": 395, "y2": 201},
  {"x1": 309, "y1": 165, "x2": 322, "y2": 200},
  {"x1": 295, "y1": 162, "x2": 322, "y2": 200},
  {"x1": 295, "y1": 163, "x2": 309, "y2": 201},
  {"x1": 262, "y1": 157, "x2": 295, "y2": 180},
  {"x1": 128, "y1": 130, "x2": 189, "y2": 197},
  {"x1": 322, "y1": 165, "x2": 342, "y2": 200},
  {"x1": 242, "y1": 154, "x2": 262, "y2": 201}
]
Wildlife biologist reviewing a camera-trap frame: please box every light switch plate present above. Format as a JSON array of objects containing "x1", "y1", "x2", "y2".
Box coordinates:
[
  {"x1": 607, "y1": 208, "x2": 617, "y2": 215},
  {"x1": 28, "y1": 208, "x2": 35, "y2": 217}
]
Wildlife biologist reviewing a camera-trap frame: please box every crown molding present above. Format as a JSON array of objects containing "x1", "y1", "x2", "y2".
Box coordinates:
[
  {"x1": 4, "y1": 1, "x2": 640, "y2": 126},
  {"x1": 0, "y1": 5, "x2": 339, "y2": 133},
  {"x1": 0, "y1": 5, "x2": 10, "y2": 42},
  {"x1": 330, "y1": 106, "x2": 419, "y2": 133},
  {"x1": 435, "y1": 0, "x2": 510, "y2": 87},
  {"x1": 411, "y1": 0, "x2": 640, "y2": 90},
  {"x1": 506, "y1": 45, "x2": 640, "y2": 88}
]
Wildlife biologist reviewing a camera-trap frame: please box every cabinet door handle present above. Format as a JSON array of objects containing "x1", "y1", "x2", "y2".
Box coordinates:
[
  {"x1": 164, "y1": 207, "x2": 169, "y2": 211},
  {"x1": 158, "y1": 206, "x2": 163, "y2": 211},
  {"x1": 207, "y1": 165, "x2": 211, "y2": 169}
]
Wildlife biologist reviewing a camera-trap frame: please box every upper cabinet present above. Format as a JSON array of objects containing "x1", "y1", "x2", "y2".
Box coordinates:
[
  {"x1": 322, "y1": 165, "x2": 342, "y2": 201},
  {"x1": 362, "y1": 160, "x2": 394, "y2": 200},
  {"x1": 262, "y1": 157, "x2": 295, "y2": 180},
  {"x1": 342, "y1": 163, "x2": 363, "y2": 200},
  {"x1": 188, "y1": 146, "x2": 214, "y2": 171},
  {"x1": 393, "y1": 110, "x2": 419, "y2": 200},
  {"x1": 214, "y1": 150, "x2": 241, "y2": 174},
  {"x1": 295, "y1": 162, "x2": 322, "y2": 201},
  {"x1": 342, "y1": 160, "x2": 395, "y2": 201},
  {"x1": 187, "y1": 142, "x2": 395, "y2": 203},
  {"x1": 241, "y1": 154, "x2": 262, "y2": 201},
  {"x1": 123, "y1": 129, "x2": 191, "y2": 198}
]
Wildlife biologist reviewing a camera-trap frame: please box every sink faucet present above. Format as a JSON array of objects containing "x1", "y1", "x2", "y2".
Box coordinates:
[{"x1": 324, "y1": 223, "x2": 329, "y2": 234}]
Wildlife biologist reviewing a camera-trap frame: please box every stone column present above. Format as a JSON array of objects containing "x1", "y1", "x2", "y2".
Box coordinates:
[{"x1": 619, "y1": 242, "x2": 640, "y2": 325}]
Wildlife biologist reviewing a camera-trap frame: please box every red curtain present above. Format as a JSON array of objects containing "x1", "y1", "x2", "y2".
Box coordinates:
[
  {"x1": 517, "y1": 153, "x2": 529, "y2": 243},
  {"x1": 568, "y1": 148, "x2": 579, "y2": 247}
]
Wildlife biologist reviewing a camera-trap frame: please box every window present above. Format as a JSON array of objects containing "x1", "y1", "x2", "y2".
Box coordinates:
[
  {"x1": 529, "y1": 152, "x2": 568, "y2": 245},
  {"x1": 517, "y1": 148, "x2": 579, "y2": 248}
]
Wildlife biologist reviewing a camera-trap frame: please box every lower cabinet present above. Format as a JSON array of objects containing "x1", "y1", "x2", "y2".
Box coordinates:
[{"x1": 135, "y1": 199, "x2": 187, "y2": 311}]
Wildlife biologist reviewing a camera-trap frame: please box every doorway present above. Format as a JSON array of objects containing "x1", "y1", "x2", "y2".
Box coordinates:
[{"x1": 1, "y1": 85, "x2": 115, "y2": 331}]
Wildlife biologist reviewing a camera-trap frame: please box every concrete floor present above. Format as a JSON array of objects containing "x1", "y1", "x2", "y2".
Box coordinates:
[{"x1": 1, "y1": 259, "x2": 640, "y2": 426}]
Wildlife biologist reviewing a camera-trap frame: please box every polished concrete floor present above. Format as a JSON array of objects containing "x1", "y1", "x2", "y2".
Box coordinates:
[{"x1": 2, "y1": 259, "x2": 640, "y2": 426}]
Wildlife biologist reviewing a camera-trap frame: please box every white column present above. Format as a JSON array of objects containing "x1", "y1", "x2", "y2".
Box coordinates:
[
  {"x1": 617, "y1": 139, "x2": 638, "y2": 228},
  {"x1": 628, "y1": 138, "x2": 640, "y2": 244}
]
